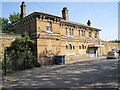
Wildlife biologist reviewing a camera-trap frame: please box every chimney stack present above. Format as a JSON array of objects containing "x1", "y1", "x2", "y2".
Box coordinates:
[
  {"x1": 87, "y1": 20, "x2": 91, "y2": 26},
  {"x1": 20, "y1": 1, "x2": 26, "y2": 19},
  {"x1": 62, "y1": 7, "x2": 69, "y2": 20}
]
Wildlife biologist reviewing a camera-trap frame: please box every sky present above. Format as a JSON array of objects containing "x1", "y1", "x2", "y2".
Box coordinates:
[{"x1": 1, "y1": 1, "x2": 118, "y2": 41}]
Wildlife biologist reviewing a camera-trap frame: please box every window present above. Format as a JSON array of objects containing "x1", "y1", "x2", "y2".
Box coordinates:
[
  {"x1": 71, "y1": 29, "x2": 74, "y2": 36},
  {"x1": 66, "y1": 44, "x2": 73, "y2": 50},
  {"x1": 81, "y1": 30, "x2": 84, "y2": 37},
  {"x1": 83, "y1": 31, "x2": 86, "y2": 37},
  {"x1": 95, "y1": 33, "x2": 97, "y2": 38},
  {"x1": 46, "y1": 22, "x2": 52, "y2": 32},
  {"x1": 79, "y1": 46, "x2": 81, "y2": 49},
  {"x1": 69, "y1": 44, "x2": 72, "y2": 50},
  {"x1": 73, "y1": 45, "x2": 75, "y2": 49},
  {"x1": 79, "y1": 30, "x2": 81, "y2": 36},
  {"x1": 89, "y1": 32, "x2": 92, "y2": 37},
  {"x1": 66, "y1": 45, "x2": 68, "y2": 50},
  {"x1": 67, "y1": 28, "x2": 71, "y2": 36},
  {"x1": 66, "y1": 28, "x2": 74, "y2": 36},
  {"x1": 82, "y1": 44, "x2": 84, "y2": 49}
]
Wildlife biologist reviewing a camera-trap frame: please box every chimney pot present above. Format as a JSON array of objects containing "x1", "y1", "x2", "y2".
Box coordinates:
[{"x1": 87, "y1": 20, "x2": 91, "y2": 26}]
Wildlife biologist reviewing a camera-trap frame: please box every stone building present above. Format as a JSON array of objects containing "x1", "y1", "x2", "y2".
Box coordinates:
[{"x1": 13, "y1": 2, "x2": 105, "y2": 61}]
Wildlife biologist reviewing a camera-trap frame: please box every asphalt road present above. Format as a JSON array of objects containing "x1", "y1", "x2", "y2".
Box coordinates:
[{"x1": 1, "y1": 58, "x2": 120, "y2": 89}]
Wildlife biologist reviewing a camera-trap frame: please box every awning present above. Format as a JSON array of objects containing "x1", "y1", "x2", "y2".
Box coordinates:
[{"x1": 89, "y1": 45, "x2": 104, "y2": 48}]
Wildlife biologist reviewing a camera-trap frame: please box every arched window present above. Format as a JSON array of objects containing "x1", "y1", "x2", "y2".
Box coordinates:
[
  {"x1": 73, "y1": 45, "x2": 75, "y2": 49},
  {"x1": 79, "y1": 46, "x2": 81, "y2": 49},
  {"x1": 66, "y1": 45, "x2": 68, "y2": 50},
  {"x1": 82, "y1": 44, "x2": 84, "y2": 49},
  {"x1": 69, "y1": 44, "x2": 72, "y2": 50}
]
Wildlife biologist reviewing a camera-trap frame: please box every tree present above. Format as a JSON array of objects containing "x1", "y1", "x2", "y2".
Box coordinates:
[
  {"x1": 109, "y1": 40, "x2": 120, "y2": 43},
  {"x1": 9, "y1": 12, "x2": 20, "y2": 24},
  {"x1": 0, "y1": 12, "x2": 20, "y2": 33},
  {"x1": 0, "y1": 18, "x2": 10, "y2": 33},
  {"x1": 5, "y1": 32, "x2": 40, "y2": 71}
]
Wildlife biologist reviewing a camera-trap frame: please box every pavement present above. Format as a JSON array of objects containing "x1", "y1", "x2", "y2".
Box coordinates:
[
  {"x1": 1, "y1": 56, "x2": 119, "y2": 89},
  {"x1": 65, "y1": 56, "x2": 106, "y2": 64}
]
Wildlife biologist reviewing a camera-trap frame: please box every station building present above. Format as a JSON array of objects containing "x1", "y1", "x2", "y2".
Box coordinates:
[{"x1": 13, "y1": 2, "x2": 105, "y2": 61}]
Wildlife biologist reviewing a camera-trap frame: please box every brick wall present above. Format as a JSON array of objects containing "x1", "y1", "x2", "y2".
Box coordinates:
[{"x1": 0, "y1": 33, "x2": 21, "y2": 60}]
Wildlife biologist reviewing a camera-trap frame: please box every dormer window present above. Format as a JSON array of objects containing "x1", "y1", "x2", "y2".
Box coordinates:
[{"x1": 46, "y1": 22, "x2": 52, "y2": 32}]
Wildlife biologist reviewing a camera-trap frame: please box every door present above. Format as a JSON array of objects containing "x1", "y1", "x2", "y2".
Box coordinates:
[{"x1": 89, "y1": 48, "x2": 98, "y2": 57}]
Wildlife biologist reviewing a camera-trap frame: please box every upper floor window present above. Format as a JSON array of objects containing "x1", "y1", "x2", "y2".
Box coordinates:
[
  {"x1": 79, "y1": 30, "x2": 81, "y2": 37},
  {"x1": 66, "y1": 28, "x2": 74, "y2": 36},
  {"x1": 89, "y1": 31, "x2": 92, "y2": 37},
  {"x1": 83, "y1": 31, "x2": 86, "y2": 37},
  {"x1": 46, "y1": 22, "x2": 52, "y2": 32},
  {"x1": 71, "y1": 29, "x2": 74, "y2": 36},
  {"x1": 81, "y1": 30, "x2": 86, "y2": 37},
  {"x1": 95, "y1": 32, "x2": 98, "y2": 38},
  {"x1": 67, "y1": 28, "x2": 71, "y2": 36},
  {"x1": 81, "y1": 30, "x2": 84, "y2": 37}
]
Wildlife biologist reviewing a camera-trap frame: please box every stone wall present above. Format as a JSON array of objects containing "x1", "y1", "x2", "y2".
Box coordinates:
[{"x1": 101, "y1": 42, "x2": 119, "y2": 55}]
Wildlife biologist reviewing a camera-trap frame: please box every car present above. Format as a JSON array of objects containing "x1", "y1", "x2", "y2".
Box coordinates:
[
  {"x1": 111, "y1": 48, "x2": 119, "y2": 53},
  {"x1": 118, "y1": 50, "x2": 120, "y2": 56},
  {"x1": 107, "y1": 51, "x2": 119, "y2": 59}
]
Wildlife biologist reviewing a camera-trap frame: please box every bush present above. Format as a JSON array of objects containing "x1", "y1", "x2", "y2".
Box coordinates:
[{"x1": 3, "y1": 32, "x2": 40, "y2": 71}]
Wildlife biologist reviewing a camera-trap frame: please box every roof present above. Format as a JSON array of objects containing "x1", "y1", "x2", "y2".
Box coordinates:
[
  {"x1": 30, "y1": 11, "x2": 62, "y2": 18},
  {"x1": 14, "y1": 11, "x2": 101, "y2": 31},
  {"x1": 61, "y1": 20, "x2": 101, "y2": 31},
  {"x1": 33, "y1": 12, "x2": 101, "y2": 31}
]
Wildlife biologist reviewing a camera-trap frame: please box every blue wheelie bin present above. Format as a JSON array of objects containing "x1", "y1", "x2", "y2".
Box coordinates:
[{"x1": 55, "y1": 55, "x2": 65, "y2": 64}]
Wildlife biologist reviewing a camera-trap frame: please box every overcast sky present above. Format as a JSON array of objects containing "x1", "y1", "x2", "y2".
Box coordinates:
[{"x1": 2, "y1": 2, "x2": 118, "y2": 41}]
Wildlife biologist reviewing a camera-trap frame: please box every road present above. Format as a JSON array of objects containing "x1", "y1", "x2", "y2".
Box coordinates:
[{"x1": 1, "y1": 58, "x2": 119, "y2": 89}]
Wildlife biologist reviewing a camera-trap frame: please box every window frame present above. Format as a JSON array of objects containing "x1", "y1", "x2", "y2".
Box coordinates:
[{"x1": 46, "y1": 22, "x2": 52, "y2": 32}]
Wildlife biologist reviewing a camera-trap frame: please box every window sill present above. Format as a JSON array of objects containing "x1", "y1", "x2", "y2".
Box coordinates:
[
  {"x1": 46, "y1": 31, "x2": 53, "y2": 33},
  {"x1": 66, "y1": 53, "x2": 75, "y2": 56},
  {"x1": 89, "y1": 38, "x2": 92, "y2": 39},
  {"x1": 66, "y1": 35, "x2": 74, "y2": 37},
  {"x1": 80, "y1": 53, "x2": 86, "y2": 55},
  {"x1": 80, "y1": 37, "x2": 86, "y2": 38}
]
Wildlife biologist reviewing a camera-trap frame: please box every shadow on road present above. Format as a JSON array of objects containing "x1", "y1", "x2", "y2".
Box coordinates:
[{"x1": 2, "y1": 59, "x2": 119, "y2": 88}]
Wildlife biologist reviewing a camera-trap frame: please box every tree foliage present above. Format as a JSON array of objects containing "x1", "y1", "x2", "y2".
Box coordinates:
[
  {"x1": 9, "y1": 12, "x2": 20, "y2": 24},
  {"x1": 109, "y1": 40, "x2": 120, "y2": 43},
  {"x1": 0, "y1": 12, "x2": 20, "y2": 33},
  {"x1": 5, "y1": 32, "x2": 40, "y2": 71}
]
